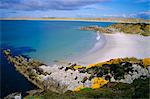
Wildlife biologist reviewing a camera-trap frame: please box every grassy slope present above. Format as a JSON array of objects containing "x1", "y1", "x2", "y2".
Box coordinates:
[{"x1": 109, "y1": 23, "x2": 150, "y2": 36}]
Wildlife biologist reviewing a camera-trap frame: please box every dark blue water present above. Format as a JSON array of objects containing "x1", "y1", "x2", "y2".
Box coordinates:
[
  {"x1": 0, "y1": 20, "x2": 113, "y2": 98},
  {"x1": 0, "y1": 52, "x2": 37, "y2": 98}
]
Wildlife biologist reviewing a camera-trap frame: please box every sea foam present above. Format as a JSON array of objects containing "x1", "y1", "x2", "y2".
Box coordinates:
[{"x1": 88, "y1": 32, "x2": 106, "y2": 53}]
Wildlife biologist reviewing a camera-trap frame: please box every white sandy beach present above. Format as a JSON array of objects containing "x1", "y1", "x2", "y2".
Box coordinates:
[{"x1": 78, "y1": 33, "x2": 150, "y2": 65}]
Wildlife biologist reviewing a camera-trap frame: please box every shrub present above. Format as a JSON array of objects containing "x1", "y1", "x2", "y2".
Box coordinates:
[
  {"x1": 91, "y1": 77, "x2": 108, "y2": 89},
  {"x1": 73, "y1": 85, "x2": 85, "y2": 92},
  {"x1": 142, "y1": 58, "x2": 150, "y2": 67},
  {"x1": 73, "y1": 65, "x2": 83, "y2": 70}
]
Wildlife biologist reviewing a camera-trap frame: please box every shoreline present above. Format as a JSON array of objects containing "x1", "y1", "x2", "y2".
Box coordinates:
[
  {"x1": 72, "y1": 32, "x2": 106, "y2": 66},
  {"x1": 1, "y1": 18, "x2": 149, "y2": 23},
  {"x1": 77, "y1": 32, "x2": 150, "y2": 65}
]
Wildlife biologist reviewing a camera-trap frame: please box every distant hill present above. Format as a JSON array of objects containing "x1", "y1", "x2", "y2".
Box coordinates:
[{"x1": 1, "y1": 17, "x2": 150, "y2": 23}]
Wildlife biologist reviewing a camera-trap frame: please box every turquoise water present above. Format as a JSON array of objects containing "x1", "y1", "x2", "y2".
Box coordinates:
[
  {"x1": 1, "y1": 20, "x2": 113, "y2": 64},
  {"x1": 0, "y1": 20, "x2": 113, "y2": 97}
]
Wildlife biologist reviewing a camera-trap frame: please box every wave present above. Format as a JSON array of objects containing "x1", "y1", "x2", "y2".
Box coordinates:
[
  {"x1": 96, "y1": 31, "x2": 101, "y2": 40},
  {"x1": 88, "y1": 32, "x2": 106, "y2": 53}
]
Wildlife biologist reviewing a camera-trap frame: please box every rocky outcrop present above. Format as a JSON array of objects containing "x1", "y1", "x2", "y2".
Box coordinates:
[
  {"x1": 3, "y1": 49, "x2": 91, "y2": 94},
  {"x1": 80, "y1": 25, "x2": 116, "y2": 34},
  {"x1": 80, "y1": 23, "x2": 150, "y2": 36},
  {"x1": 39, "y1": 65, "x2": 90, "y2": 92},
  {"x1": 3, "y1": 50, "x2": 45, "y2": 93}
]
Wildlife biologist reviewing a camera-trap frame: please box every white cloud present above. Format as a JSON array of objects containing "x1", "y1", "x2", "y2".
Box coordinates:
[{"x1": 0, "y1": 0, "x2": 111, "y2": 10}]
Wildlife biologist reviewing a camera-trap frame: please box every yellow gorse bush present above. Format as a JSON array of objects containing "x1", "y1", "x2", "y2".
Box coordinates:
[
  {"x1": 86, "y1": 58, "x2": 122, "y2": 69},
  {"x1": 86, "y1": 63, "x2": 97, "y2": 69},
  {"x1": 73, "y1": 85, "x2": 85, "y2": 92},
  {"x1": 104, "y1": 58, "x2": 122, "y2": 64},
  {"x1": 91, "y1": 77, "x2": 108, "y2": 89},
  {"x1": 73, "y1": 65, "x2": 83, "y2": 70},
  {"x1": 73, "y1": 78, "x2": 109, "y2": 91},
  {"x1": 142, "y1": 58, "x2": 150, "y2": 67}
]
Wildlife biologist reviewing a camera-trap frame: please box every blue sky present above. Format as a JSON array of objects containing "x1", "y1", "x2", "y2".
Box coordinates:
[{"x1": 0, "y1": 0, "x2": 150, "y2": 19}]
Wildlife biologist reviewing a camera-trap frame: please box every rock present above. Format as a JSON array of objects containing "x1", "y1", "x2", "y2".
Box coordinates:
[
  {"x1": 97, "y1": 70, "x2": 104, "y2": 77},
  {"x1": 147, "y1": 66, "x2": 150, "y2": 74},
  {"x1": 81, "y1": 77, "x2": 88, "y2": 83},
  {"x1": 3, "y1": 49, "x2": 11, "y2": 56},
  {"x1": 59, "y1": 66, "x2": 64, "y2": 70},
  {"x1": 75, "y1": 76, "x2": 78, "y2": 80},
  {"x1": 65, "y1": 67, "x2": 69, "y2": 71},
  {"x1": 110, "y1": 77, "x2": 116, "y2": 82},
  {"x1": 71, "y1": 63, "x2": 77, "y2": 66},
  {"x1": 131, "y1": 74, "x2": 139, "y2": 80},
  {"x1": 40, "y1": 64, "x2": 90, "y2": 92},
  {"x1": 124, "y1": 74, "x2": 132, "y2": 83},
  {"x1": 4, "y1": 92, "x2": 21, "y2": 99},
  {"x1": 105, "y1": 75, "x2": 111, "y2": 81},
  {"x1": 84, "y1": 80, "x2": 92, "y2": 87}
]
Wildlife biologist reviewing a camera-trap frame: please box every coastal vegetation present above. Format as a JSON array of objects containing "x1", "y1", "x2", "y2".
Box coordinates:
[
  {"x1": 81, "y1": 23, "x2": 150, "y2": 36},
  {"x1": 109, "y1": 23, "x2": 150, "y2": 36},
  {"x1": 3, "y1": 49, "x2": 150, "y2": 98}
]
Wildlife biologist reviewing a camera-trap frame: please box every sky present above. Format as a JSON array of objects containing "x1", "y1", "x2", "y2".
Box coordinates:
[{"x1": 0, "y1": 0, "x2": 150, "y2": 19}]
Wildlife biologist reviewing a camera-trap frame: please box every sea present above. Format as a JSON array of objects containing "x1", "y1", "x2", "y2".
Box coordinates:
[{"x1": 0, "y1": 20, "x2": 113, "y2": 98}]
